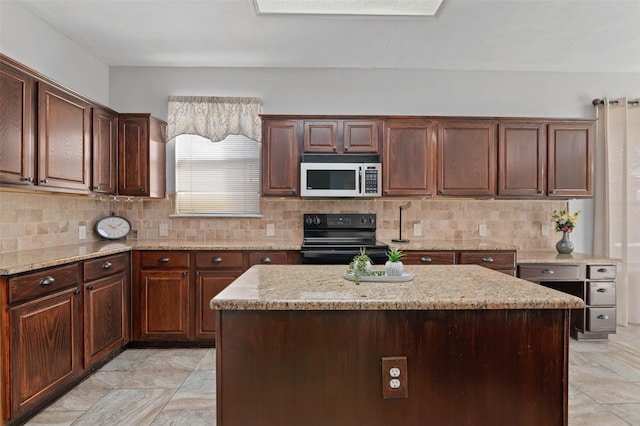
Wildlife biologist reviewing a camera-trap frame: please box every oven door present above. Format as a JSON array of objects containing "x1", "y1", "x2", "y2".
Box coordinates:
[
  {"x1": 301, "y1": 247, "x2": 388, "y2": 265},
  {"x1": 300, "y1": 163, "x2": 362, "y2": 198}
]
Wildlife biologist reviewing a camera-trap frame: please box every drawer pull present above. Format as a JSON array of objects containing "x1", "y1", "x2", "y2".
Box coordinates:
[
  {"x1": 597, "y1": 268, "x2": 608, "y2": 273},
  {"x1": 39, "y1": 276, "x2": 55, "y2": 286},
  {"x1": 74, "y1": 289, "x2": 80, "y2": 295},
  {"x1": 481, "y1": 257, "x2": 494, "y2": 263},
  {"x1": 421, "y1": 256, "x2": 433, "y2": 263},
  {"x1": 597, "y1": 288, "x2": 608, "y2": 293},
  {"x1": 541, "y1": 269, "x2": 555, "y2": 275},
  {"x1": 212, "y1": 257, "x2": 223, "y2": 263},
  {"x1": 87, "y1": 285, "x2": 94, "y2": 290},
  {"x1": 182, "y1": 272, "x2": 188, "y2": 276},
  {"x1": 159, "y1": 257, "x2": 170, "y2": 263},
  {"x1": 102, "y1": 261, "x2": 113, "y2": 269},
  {"x1": 261, "y1": 257, "x2": 272, "y2": 264},
  {"x1": 597, "y1": 314, "x2": 609, "y2": 320}
]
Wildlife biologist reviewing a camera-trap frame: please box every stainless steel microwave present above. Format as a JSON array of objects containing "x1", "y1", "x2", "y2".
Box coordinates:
[{"x1": 300, "y1": 154, "x2": 382, "y2": 198}]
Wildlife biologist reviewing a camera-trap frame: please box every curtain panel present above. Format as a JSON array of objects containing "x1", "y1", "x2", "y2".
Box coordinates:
[
  {"x1": 167, "y1": 96, "x2": 263, "y2": 142},
  {"x1": 593, "y1": 97, "x2": 640, "y2": 325}
]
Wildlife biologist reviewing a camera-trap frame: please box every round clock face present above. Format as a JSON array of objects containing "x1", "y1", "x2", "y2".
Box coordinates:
[{"x1": 95, "y1": 215, "x2": 132, "y2": 240}]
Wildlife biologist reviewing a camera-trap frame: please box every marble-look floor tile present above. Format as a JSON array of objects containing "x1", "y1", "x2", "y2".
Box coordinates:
[
  {"x1": 568, "y1": 392, "x2": 630, "y2": 425},
  {"x1": 45, "y1": 378, "x2": 112, "y2": 411},
  {"x1": 137, "y1": 348, "x2": 208, "y2": 372},
  {"x1": 118, "y1": 367, "x2": 192, "y2": 389},
  {"x1": 606, "y1": 403, "x2": 640, "y2": 425},
  {"x1": 571, "y1": 364, "x2": 640, "y2": 404},
  {"x1": 72, "y1": 388, "x2": 175, "y2": 426},
  {"x1": 164, "y1": 371, "x2": 216, "y2": 411},
  {"x1": 195, "y1": 349, "x2": 216, "y2": 371},
  {"x1": 99, "y1": 349, "x2": 157, "y2": 371},
  {"x1": 24, "y1": 410, "x2": 86, "y2": 426},
  {"x1": 150, "y1": 409, "x2": 216, "y2": 426},
  {"x1": 583, "y1": 350, "x2": 640, "y2": 381}
]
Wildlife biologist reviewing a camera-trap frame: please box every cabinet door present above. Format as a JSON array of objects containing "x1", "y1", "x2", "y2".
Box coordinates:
[
  {"x1": 437, "y1": 120, "x2": 496, "y2": 196},
  {"x1": 92, "y1": 107, "x2": 118, "y2": 194},
  {"x1": 498, "y1": 122, "x2": 546, "y2": 197},
  {"x1": 303, "y1": 120, "x2": 338, "y2": 153},
  {"x1": 195, "y1": 270, "x2": 240, "y2": 340},
  {"x1": 383, "y1": 120, "x2": 436, "y2": 196},
  {"x1": 139, "y1": 270, "x2": 190, "y2": 340},
  {"x1": 9, "y1": 288, "x2": 81, "y2": 417},
  {"x1": 37, "y1": 82, "x2": 92, "y2": 192},
  {"x1": 343, "y1": 120, "x2": 379, "y2": 153},
  {"x1": 548, "y1": 122, "x2": 593, "y2": 197},
  {"x1": 402, "y1": 251, "x2": 456, "y2": 265},
  {"x1": 262, "y1": 120, "x2": 300, "y2": 196},
  {"x1": 83, "y1": 273, "x2": 127, "y2": 369},
  {"x1": 0, "y1": 60, "x2": 36, "y2": 186},
  {"x1": 118, "y1": 115, "x2": 148, "y2": 196}
]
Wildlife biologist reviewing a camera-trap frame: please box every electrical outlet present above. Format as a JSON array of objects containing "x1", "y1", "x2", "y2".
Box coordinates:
[
  {"x1": 159, "y1": 223, "x2": 169, "y2": 237},
  {"x1": 413, "y1": 223, "x2": 422, "y2": 237},
  {"x1": 479, "y1": 224, "x2": 488, "y2": 237},
  {"x1": 541, "y1": 224, "x2": 550, "y2": 237},
  {"x1": 381, "y1": 356, "x2": 408, "y2": 399},
  {"x1": 266, "y1": 223, "x2": 275, "y2": 237},
  {"x1": 78, "y1": 225, "x2": 86, "y2": 240}
]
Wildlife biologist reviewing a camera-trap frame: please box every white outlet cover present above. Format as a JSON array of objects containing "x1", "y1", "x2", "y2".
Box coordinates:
[
  {"x1": 78, "y1": 225, "x2": 86, "y2": 240},
  {"x1": 390, "y1": 367, "x2": 401, "y2": 377},
  {"x1": 266, "y1": 223, "x2": 275, "y2": 236},
  {"x1": 413, "y1": 223, "x2": 422, "y2": 237},
  {"x1": 159, "y1": 223, "x2": 169, "y2": 237},
  {"x1": 479, "y1": 224, "x2": 488, "y2": 237},
  {"x1": 390, "y1": 379, "x2": 401, "y2": 389}
]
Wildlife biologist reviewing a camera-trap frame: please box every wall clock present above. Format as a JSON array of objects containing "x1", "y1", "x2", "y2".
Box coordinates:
[{"x1": 94, "y1": 213, "x2": 132, "y2": 240}]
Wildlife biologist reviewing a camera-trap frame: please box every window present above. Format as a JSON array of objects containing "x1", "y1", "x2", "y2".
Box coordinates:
[{"x1": 175, "y1": 134, "x2": 261, "y2": 216}]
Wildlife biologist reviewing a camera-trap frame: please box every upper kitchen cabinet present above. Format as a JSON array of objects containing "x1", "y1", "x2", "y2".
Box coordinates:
[
  {"x1": 37, "y1": 82, "x2": 92, "y2": 193},
  {"x1": 437, "y1": 120, "x2": 497, "y2": 197},
  {"x1": 548, "y1": 122, "x2": 593, "y2": 198},
  {"x1": 383, "y1": 119, "x2": 436, "y2": 196},
  {"x1": 0, "y1": 57, "x2": 36, "y2": 186},
  {"x1": 118, "y1": 113, "x2": 167, "y2": 198},
  {"x1": 262, "y1": 118, "x2": 300, "y2": 196},
  {"x1": 303, "y1": 119, "x2": 379, "y2": 153},
  {"x1": 92, "y1": 106, "x2": 118, "y2": 194},
  {"x1": 497, "y1": 121, "x2": 547, "y2": 197}
]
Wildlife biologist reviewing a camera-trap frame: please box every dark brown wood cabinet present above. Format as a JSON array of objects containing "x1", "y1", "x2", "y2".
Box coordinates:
[
  {"x1": 82, "y1": 253, "x2": 129, "y2": 368},
  {"x1": 92, "y1": 107, "x2": 118, "y2": 194},
  {"x1": 458, "y1": 250, "x2": 516, "y2": 275},
  {"x1": 118, "y1": 113, "x2": 167, "y2": 198},
  {"x1": 402, "y1": 251, "x2": 456, "y2": 265},
  {"x1": 548, "y1": 122, "x2": 593, "y2": 197},
  {"x1": 0, "y1": 58, "x2": 36, "y2": 186},
  {"x1": 437, "y1": 120, "x2": 496, "y2": 197},
  {"x1": 383, "y1": 120, "x2": 436, "y2": 196},
  {"x1": 303, "y1": 119, "x2": 379, "y2": 153},
  {"x1": 498, "y1": 121, "x2": 547, "y2": 197},
  {"x1": 262, "y1": 119, "x2": 300, "y2": 196}
]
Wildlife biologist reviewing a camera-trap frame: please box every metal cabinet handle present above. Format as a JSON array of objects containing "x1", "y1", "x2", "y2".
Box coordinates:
[
  {"x1": 22, "y1": 176, "x2": 33, "y2": 182},
  {"x1": 74, "y1": 289, "x2": 80, "y2": 295},
  {"x1": 159, "y1": 257, "x2": 170, "y2": 263},
  {"x1": 481, "y1": 257, "x2": 494, "y2": 263},
  {"x1": 212, "y1": 257, "x2": 223, "y2": 263},
  {"x1": 102, "y1": 261, "x2": 113, "y2": 269},
  {"x1": 421, "y1": 256, "x2": 432, "y2": 263},
  {"x1": 40, "y1": 178, "x2": 48, "y2": 184},
  {"x1": 39, "y1": 276, "x2": 55, "y2": 286},
  {"x1": 261, "y1": 257, "x2": 272, "y2": 264},
  {"x1": 87, "y1": 285, "x2": 94, "y2": 290},
  {"x1": 182, "y1": 271, "x2": 188, "y2": 276},
  {"x1": 344, "y1": 145, "x2": 349, "y2": 151},
  {"x1": 597, "y1": 314, "x2": 609, "y2": 320},
  {"x1": 597, "y1": 268, "x2": 608, "y2": 273},
  {"x1": 542, "y1": 269, "x2": 555, "y2": 275},
  {"x1": 597, "y1": 288, "x2": 608, "y2": 293}
]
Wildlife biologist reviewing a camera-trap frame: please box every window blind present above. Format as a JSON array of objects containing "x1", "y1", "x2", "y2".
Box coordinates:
[{"x1": 175, "y1": 134, "x2": 261, "y2": 216}]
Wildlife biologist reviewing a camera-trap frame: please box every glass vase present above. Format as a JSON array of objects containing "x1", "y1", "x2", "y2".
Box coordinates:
[{"x1": 555, "y1": 231, "x2": 574, "y2": 254}]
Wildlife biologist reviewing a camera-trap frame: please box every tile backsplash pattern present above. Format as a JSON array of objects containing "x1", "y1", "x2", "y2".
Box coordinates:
[{"x1": 1, "y1": 191, "x2": 568, "y2": 253}]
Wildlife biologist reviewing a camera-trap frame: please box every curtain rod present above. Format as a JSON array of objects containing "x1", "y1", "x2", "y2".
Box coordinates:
[{"x1": 592, "y1": 98, "x2": 640, "y2": 106}]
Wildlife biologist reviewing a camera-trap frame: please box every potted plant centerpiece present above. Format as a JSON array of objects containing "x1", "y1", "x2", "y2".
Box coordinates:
[{"x1": 385, "y1": 247, "x2": 405, "y2": 276}]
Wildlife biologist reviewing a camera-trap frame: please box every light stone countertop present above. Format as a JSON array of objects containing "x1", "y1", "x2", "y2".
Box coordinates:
[
  {"x1": 517, "y1": 251, "x2": 622, "y2": 264},
  {"x1": 382, "y1": 240, "x2": 518, "y2": 251},
  {"x1": 210, "y1": 264, "x2": 584, "y2": 311}
]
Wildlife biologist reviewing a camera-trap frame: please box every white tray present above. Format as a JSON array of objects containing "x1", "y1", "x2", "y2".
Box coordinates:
[{"x1": 343, "y1": 271, "x2": 414, "y2": 282}]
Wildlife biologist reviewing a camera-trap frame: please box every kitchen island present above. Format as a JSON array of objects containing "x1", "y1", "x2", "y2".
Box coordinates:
[{"x1": 211, "y1": 264, "x2": 583, "y2": 426}]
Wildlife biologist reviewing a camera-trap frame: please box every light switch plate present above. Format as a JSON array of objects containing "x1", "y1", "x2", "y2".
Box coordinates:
[
  {"x1": 266, "y1": 223, "x2": 275, "y2": 237},
  {"x1": 479, "y1": 224, "x2": 488, "y2": 237},
  {"x1": 159, "y1": 223, "x2": 169, "y2": 237},
  {"x1": 78, "y1": 225, "x2": 86, "y2": 240},
  {"x1": 413, "y1": 223, "x2": 422, "y2": 237}
]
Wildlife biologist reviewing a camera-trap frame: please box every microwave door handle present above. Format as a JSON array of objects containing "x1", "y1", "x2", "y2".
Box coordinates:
[{"x1": 358, "y1": 166, "x2": 363, "y2": 195}]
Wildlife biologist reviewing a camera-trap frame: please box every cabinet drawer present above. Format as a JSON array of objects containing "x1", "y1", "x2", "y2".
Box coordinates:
[
  {"x1": 518, "y1": 264, "x2": 580, "y2": 282},
  {"x1": 403, "y1": 251, "x2": 456, "y2": 265},
  {"x1": 586, "y1": 307, "x2": 616, "y2": 332},
  {"x1": 140, "y1": 251, "x2": 189, "y2": 268},
  {"x1": 458, "y1": 251, "x2": 515, "y2": 271},
  {"x1": 587, "y1": 264, "x2": 616, "y2": 280},
  {"x1": 9, "y1": 263, "x2": 80, "y2": 304},
  {"x1": 195, "y1": 251, "x2": 244, "y2": 269},
  {"x1": 247, "y1": 251, "x2": 288, "y2": 267},
  {"x1": 84, "y1": 253, "x2": 128, "y2": 281},
  {"x1": 586, "y1": 282, "x2": 616, "y2": 306}
]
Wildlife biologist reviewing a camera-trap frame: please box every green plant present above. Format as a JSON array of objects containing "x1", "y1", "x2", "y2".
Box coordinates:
[
  {"x1": 386, "y1": 247, "x2": 405, "y2": 263},
  {"x1": 347, "y1": 248, "x2": 383, "y2": 285}
]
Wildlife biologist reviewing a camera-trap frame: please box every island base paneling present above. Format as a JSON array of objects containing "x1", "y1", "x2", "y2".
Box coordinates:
[{"x1": 216, "y1": 309, "x2": 569, "y2": 426}]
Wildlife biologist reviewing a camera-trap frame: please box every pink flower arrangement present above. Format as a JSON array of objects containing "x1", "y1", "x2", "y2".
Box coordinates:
[{"x1": 552, "y1": 210, "x2": 580, "y2": 233}]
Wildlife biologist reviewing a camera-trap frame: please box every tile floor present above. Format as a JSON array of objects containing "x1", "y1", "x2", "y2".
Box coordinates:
[{"x1": 25, "y1": 324, "x2": 640, "y2": 426}]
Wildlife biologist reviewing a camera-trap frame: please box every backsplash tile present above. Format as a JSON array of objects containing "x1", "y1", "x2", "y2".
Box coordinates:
[{"x1": 1, "y1": 191, "x2": 568, "y2": 253}]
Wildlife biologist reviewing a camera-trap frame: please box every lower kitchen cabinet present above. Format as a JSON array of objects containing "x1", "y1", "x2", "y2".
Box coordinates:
[
  {"x1": 403, "y1": 251, "x2": 456, "y2": 265},
  {"x1": 403, "y1": 250, "x2": 516, "y2": 275},
  {"x1": 518, "y1": 263, "x2": 617, "y2": 340}
]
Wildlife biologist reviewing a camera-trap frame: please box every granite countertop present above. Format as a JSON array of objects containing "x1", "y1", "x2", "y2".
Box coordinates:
[
  {"x1": 210, "y1": 264, "x2": 584, "y2": 311},
  {"x1": 383, "y1": 240, "x2": 518, "y2": 251},
  {"x1": 517, "y1": 251, "x2": 622, "y2": 264}
]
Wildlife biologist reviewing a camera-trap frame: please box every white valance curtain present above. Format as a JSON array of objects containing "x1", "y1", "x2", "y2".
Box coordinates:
[
  {"x1": 593, "y1": 97, "x2": 640, "y2": 325},
  {"x1": 166, "y1": 96, "x2": 263, "y2": 142}
]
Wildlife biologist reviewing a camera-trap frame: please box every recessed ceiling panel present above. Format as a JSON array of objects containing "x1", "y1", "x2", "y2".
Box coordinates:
[{"x1": 253, "y1": 0, "x2": 444, "y2": 16}]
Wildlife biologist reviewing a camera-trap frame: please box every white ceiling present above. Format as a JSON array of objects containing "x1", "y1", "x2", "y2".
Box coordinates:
[{"x1": 12, "y1": 0, "x2": 640, "y2": 73}]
